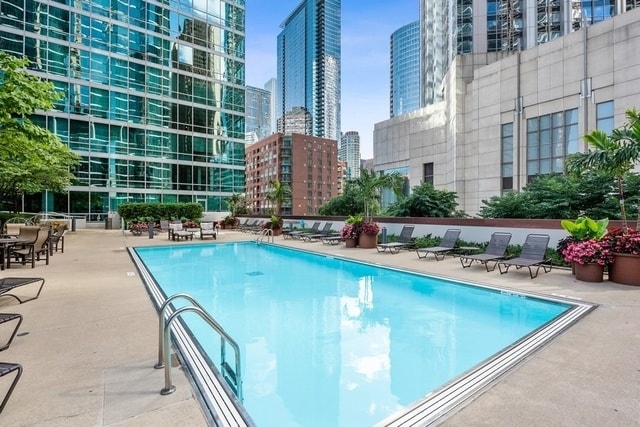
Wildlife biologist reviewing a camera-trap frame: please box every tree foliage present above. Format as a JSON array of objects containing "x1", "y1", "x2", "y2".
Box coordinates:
[
  {"x1": 265, "y1": 179, "x2": 291, "y2": 215},
  {"x1": 0, "y1": 52, "x2": 79, "y2": 211},
  {"x1": 565, "y1": 108, "x2": 640, "y2": 227},
  {"x1": 385, "y1": 182, "x2": 459, "y2": 217},
  {"x1": 318, "y1": 182, "x2": 363, "y2": 216},
  {"x1": 350, "y1": 169, "x2": 405, "y2": 221},
  {"x1": 479, "y1": 171, "x2": 640, "y2": 220}
]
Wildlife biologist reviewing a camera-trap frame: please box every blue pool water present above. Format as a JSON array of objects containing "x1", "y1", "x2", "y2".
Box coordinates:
[{"x1": 134, "y1": 242, "x2": 572, "y2": 426}]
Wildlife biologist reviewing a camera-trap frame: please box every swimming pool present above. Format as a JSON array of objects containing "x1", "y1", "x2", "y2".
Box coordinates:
[{"x1": 130, "y1": 242, "x2": 595, "y2": 426}]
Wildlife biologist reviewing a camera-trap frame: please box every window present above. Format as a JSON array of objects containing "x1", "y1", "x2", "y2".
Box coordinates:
[
  {"x1": 526, "y1": 108, "x2": 578, "y2": 181},
  {"x1": 501, "y1": 123, "x2": 514, "y2": 191},
  {"x1": 596, "y1": 101, "x2": 614, "y2": 135},
  {"x1": 423, "y1": 162, "x2": 434, "y2": 185}
]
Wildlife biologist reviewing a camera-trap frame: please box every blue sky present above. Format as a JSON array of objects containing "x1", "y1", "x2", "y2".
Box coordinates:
[{"x1": 245, "y1": 0, "x2": 419, "y2": 158}]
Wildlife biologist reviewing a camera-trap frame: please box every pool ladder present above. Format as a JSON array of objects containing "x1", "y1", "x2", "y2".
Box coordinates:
[
  {"x1": 256, "y1": 228, "x2": 273, "y2": 244},
  {"x1": 154, "y1": 293, "x2": 242, "y2": 400}
]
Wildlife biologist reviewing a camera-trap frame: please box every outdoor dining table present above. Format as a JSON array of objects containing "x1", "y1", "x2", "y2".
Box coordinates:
[{"x1": 0, "y1": 238, "x2": 30, "y2": 270}]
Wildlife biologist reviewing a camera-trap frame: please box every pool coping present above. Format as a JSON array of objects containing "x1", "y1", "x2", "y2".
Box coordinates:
[{"x1": 129, "y1": 241, "x2": 598, "y2": 427}]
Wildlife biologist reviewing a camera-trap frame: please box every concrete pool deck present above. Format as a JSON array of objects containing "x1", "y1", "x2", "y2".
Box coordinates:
[{"x1": 0, "y1": 228, "x2": 637, "y2": 426}]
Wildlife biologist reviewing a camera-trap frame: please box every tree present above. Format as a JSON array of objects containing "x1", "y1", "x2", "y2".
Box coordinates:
[
  {"x1": 565, "y1": 108, "x2": 640, "y2": 229},
  {"x1": 317, "y1": 182, "x2": 362, "y2": 216},
  {"x1": 385, "y1": 182, "x2": 459, "y2": 217},
  {"x1": 351, "y1": 169, "x2": 405, "y2": 222},
  {"x1": 225, "y1": 192, "x2": 250, "y2": 216},
  {"x1": 265, "y1": 179, "x2": 291, "y2": 215},
  {"x1": 0, "y1": 52, "x2": 79, "y2": 211}
]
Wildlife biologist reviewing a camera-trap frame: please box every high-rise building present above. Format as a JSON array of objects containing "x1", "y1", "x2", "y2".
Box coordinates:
[
  {"x1": 339, "y1": 131, "x2": 361, "y2": 180},
  {"x1": 245, "y1": 133, "x2": 338, "y2": 216},
  {"x1": 390, "y1": 21, "x2": 421, "y2": 117},
  {"x1": 0, "y1": 0, "x2": 245, "y2": 218},
  {"x1": 276, "y1": 0, "x2": 341, "y2": 140},
  {"x1": 374, "y1": 2, "x2": 640, "y2": 215},
  {"x1": 263, "y1": 78, "x2": 278, "y2": 137},
  {"x1": 245, "y1": 86, "x2": 271, "y2": 143}
]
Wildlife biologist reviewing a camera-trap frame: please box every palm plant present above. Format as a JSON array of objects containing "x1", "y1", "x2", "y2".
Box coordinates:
[
  {"x1": 565, "y1": 108, "x2": 640, "y2": 230},
  {"x1": 352, "y1": 169, "x2": 405, "y2": 222},
  {"x1": 265, "y1": 179, "x2": 291, "y2": 216}
]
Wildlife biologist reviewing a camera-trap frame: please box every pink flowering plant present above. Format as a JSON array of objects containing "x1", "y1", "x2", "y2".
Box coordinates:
[
  {"x1": 562, "y1": 239, "x2": 614, "y2": 265},
  {"x1": 605, "y1": 227, "x2": 640, "y2": 255},
  {"x1": 339, "y1": 223, "x2": 358, "y2": 240},
  {"x1": 360, "y1": 221, "x2": 380, "y2": 235}
]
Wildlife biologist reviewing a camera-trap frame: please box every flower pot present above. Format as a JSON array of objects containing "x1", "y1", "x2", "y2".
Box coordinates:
[
  {"x1": 574, "y1": 263, "x2": 604, "y2": 283},
  {"x1": 358, "y1": 233, "x2": 378, "y2": 249},
  {"x1": 345, "y1": 238, "x2": 358, "y2": 248},
  {"x1": 608, "y1": 253, "x2": 640, "y2": 286}
]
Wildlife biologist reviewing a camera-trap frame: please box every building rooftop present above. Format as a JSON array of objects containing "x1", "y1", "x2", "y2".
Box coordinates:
[{"x1": 1, "y1": 228, "x2": 638, "y2": 425}]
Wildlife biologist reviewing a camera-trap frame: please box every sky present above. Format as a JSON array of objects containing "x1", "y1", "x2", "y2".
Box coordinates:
[{"x1": 244, "y1": 0, "x2": 419, "y2": 158}]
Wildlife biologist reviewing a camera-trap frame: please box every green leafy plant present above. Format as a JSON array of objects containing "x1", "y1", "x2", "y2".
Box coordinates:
[{"x1": 560, "y1": 216, "x2": 609, "y2": 241}]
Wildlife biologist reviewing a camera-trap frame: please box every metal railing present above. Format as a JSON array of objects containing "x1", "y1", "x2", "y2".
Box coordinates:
[
  {"x1": 256, "y1": 228, "x2": 273, "y2": 244},
  {"x1": 155, "y1": 293, "x2": 242, "y2": 399}
]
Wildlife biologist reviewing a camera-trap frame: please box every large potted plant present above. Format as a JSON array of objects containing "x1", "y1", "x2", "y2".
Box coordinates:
[
  {"x1": 263, "y1": 215, "x2": 284, "y2": 236},
  {"x1": 339, "y1": 223, "x2": 359, "y2": 247},
  {"x1": 558, "y1": 216, "x2": 609, "y2": 273},
  {"x1": 358, "y1": 221, "x2": 380, "y2": 249},
  {"x1": 562, "y1": 239, "x2": 613, "y2": 282},
  {"x1": 604, "y1": 227, "x2": 640, "y2": 286}
]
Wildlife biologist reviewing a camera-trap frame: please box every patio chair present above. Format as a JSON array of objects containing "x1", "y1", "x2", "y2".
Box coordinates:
[
  {"x1": 0, "y1": 277, "x2": 45, "y2": 304},
  {"x1": 159, "y1": 220, "x2": 170, "y2": 233},
  {"x1": 0, "y1": 362, "x2": 22, "y2": 414},
  {"x1": 416, "y1": 229, "x2": 461, "y2": 261},
  {"x1": 376, "y1": 225, "x2": 415, "y2": 253},
  {"x1": 8, "y1": 227, "x2": 50, "y2": 268},
  {"x1": 459, "y1": 232, "x2": 512, "y2": 271},
  {"x1": 286, "y1": 222, "x2": 321, "y2": 240},
  {"x1": 199, "y1": 222, "x2": 217, "y2": 240},
  {"x1": 0, "y1": 313, "x2": 22, "y2": 351},
  {"x1": 496, "y1": 234, "x2": 552, "y2": 279},
  {"x1": 300, "y1": 222, "x2": 335, "y2": 242},
  {"x1": 48, "y1": 223, "x2": 68, "y2": 254},
  {"x1": 321, "y1": 235, "x2": 344, "y2": 245}
]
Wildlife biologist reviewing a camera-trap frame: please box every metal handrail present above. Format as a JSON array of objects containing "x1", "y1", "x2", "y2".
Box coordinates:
[
  {"x1": 154, "y1": 293, "x2": 242, "y2": 399},
  {"x1": 256, "y1": 228, "x2": 273, "y2": 244}
]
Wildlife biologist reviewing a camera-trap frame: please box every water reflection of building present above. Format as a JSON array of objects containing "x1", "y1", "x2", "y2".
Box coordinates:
[{"x1": 0, "y1": 0, "x2": 245, "y2": 217}]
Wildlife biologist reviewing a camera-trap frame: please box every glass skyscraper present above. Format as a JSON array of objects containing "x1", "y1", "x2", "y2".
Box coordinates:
[
  {"x1": 0, "y1": 0, "x2": 246, "y2": 219},
  {"x1": 276, "y1": 0, "x2": 341, "y2": 141},
  {"x1": 390, "y1": 21, "x2": 421, "y2": 117}
]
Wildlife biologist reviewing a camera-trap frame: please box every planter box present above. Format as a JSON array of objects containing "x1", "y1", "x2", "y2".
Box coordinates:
[{"x1": 609, "y1": 253, "x2": 640, "y2": 286}]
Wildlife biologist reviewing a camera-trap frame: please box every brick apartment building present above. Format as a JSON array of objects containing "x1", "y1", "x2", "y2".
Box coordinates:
[{"x1": 245, "y1": 133, "x2": 338, "y2": 216}]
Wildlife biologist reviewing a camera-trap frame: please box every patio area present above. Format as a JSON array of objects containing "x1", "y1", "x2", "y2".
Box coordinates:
[{"x1": 0, "y1": 228, "x2": 637, "y2": 426}]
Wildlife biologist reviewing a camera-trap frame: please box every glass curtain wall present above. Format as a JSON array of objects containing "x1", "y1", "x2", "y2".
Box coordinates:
[{"x1": 0, "y1": 0, "x2": 246, "y2": 219}]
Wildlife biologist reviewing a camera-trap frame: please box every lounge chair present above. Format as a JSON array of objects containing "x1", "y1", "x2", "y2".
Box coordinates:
[
  {"x1": 0, "y1": 277, "x2": 45, "y2": 304},
  {"x1": 496, "y1": 234, "x2": 552, "y2": 279},
  {"x1": 48, "y1": 223, "x2": 68, "y2": 254},
  {"x1": 300, "y1": 223, "x2": 335, "y2": 242},
  {"x1": 199, "y1": 222, "x2": 217, "y2": 240},
  {"x1": 8, "y1": 227, "x2": 50, "y2": 268},
  {"x1": 286, "y1": 222, "x2": 320, "y2": 240},
  {"x1": 459, "y1": 232, "x2": 512, "y2": 271},
  {"x1": 416, "y1": 228, "x2": 461, "y2": 261},
  {"x1": 238, "y1": 219, "x2": 258, "y2": 232},
  {"x1": 0, "y1": 313, "x2": 22, "y2": 351},
  {"x1": 376, "y1": 225, "x2": 415, "y2": 253},
  {"x1": 0, "y1": 362, "x2": 22, "y2": 414},
  {"x1": 321, "y1": 235, "x2": 344, "y2": 245}
]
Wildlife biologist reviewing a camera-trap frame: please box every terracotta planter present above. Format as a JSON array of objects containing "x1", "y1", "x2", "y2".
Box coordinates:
[
  {"x1": 358, "y1": 233, "x2": 378, "y2": 249},
  {"x1": 345, "y1": 238, "x2": 358, "y2": 248},
  {"x1": 609, "y1": 253, "x2": 640, "y2": 286},
  {"x1": 574, "y1": 263, "x2": 604, "y2": 283}
]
